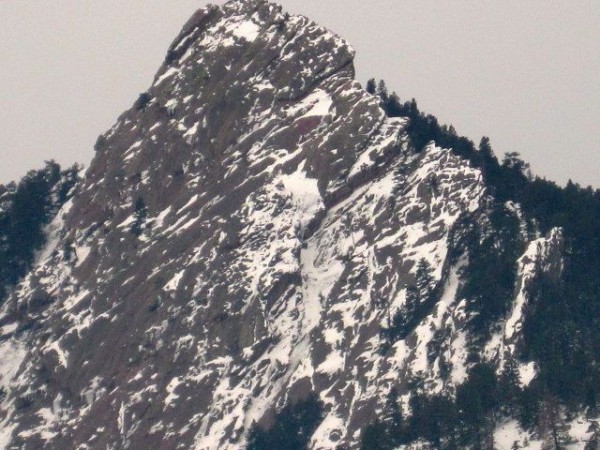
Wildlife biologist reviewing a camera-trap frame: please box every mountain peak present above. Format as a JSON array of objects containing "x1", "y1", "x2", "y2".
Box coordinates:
[
  {"x1": 1, "y1": 1, "x2": 599, "y2": 449},
  {"x1": 0, "y1": 2, "x2": 404, "y2": 447},
  {"x1": 157, "y1": 0, "x2": 355, "y2": 101}
]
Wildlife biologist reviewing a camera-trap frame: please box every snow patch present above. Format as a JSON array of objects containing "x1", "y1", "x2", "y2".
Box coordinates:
[
  {"x1": 232, "y1": 20, "x2": 261, "y2": 42},
  {"x1": 287, "y1": 89, "x2": 333, "y2": 119},
  {"x1": 518, "y1": 361, "x2": 537, "y2": 387},
  {"x1": 164, "y1": 271, "x2": 185, "y2": 292},
  {"x1": 153, "y1": 67, "x2": 180, "y2": 87}
]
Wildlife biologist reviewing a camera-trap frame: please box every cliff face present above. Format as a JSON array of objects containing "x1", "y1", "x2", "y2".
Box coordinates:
[{"x1": 0, "y1": 1, "x2": 581, "y2": 449}]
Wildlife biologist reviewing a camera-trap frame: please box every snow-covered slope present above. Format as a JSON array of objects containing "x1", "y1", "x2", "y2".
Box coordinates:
[{"x1": 0, "y1": 1, "x2": 591, "y2": 449}]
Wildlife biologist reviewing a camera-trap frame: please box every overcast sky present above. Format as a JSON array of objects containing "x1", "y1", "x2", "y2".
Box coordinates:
[{"x1": 1, "y1": 1, "x2": 598, "y2": 187}]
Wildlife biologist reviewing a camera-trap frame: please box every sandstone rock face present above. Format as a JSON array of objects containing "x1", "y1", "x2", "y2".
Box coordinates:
[{"x1": 0, "y1": 1, "x2": 564, "y2": 449}]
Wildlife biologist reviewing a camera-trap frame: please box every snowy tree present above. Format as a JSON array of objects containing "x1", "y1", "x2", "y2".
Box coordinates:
[{"x1": 415, "y1": 258, "x2": 435, "y2": 303}]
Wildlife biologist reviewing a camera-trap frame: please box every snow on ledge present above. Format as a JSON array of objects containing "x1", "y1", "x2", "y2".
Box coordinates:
[{"x1": 232, "y1": 20, "x2": 261, "y2": 42}]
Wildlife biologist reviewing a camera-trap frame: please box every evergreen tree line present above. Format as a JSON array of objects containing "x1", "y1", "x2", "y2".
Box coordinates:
[
  {"x1": 363, "y1": 79, "x2": 600, "y2": 445},
  {"x1": 370, "y1": 79, "x2": 600, "y2": 403},
  {"x1": 452, "y1": 204, "x2": 526, "y2": 340},
  {"x1": 0, "y1": 161, "x2": 79, "y2": 303},
  {"x1": 381, "y1": 203, "x2": 526, "y2": 351},
  {"x1": 361, "y1": 361, "x2": 581, "y2": 450}
]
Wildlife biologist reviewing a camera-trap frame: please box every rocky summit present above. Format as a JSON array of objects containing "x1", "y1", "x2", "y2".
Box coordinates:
[{"x1": 0, "y1": 1, "x2": 598, "y2": 449}]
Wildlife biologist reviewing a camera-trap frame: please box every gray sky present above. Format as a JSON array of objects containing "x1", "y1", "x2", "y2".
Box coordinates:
[{"x1": 1, "y1": 1, "x2": 598, "y2": 187}]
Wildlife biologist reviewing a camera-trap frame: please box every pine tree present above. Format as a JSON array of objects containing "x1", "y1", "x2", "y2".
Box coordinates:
[
  {"x1": 130, "y1": 197, "x2": 148, "y2": 236},
  {"x1": 135, "y1": 92, "x2": 152, "y2": 111},
  {"x1": 499, "y1": 350, "x2": 522, "y2": 415},
  {"x1": 538, "y1": 393, "x2": 571, "y2": 450},
  {"x1": 456, "y1": 364, "x2": 498, "y2": 449},
  {"x1": 365, "y1": 78, "x2": 377, "y2": 95},
  {"x1": 479, "y1": 136, "x2": 494, "y2": 160},
  {"x1": 502, "y1": 152, "x2": 530, "y2": 174},
  {"x1": 415, "y1": 258, "x2": 435, "y2": 304},
  {"x1": 383, "y1": 260, "x2": 436, "y2": 344},
  {"x1": 405, "y1": 285, "x2": 419, "y2": 316},
  {"x1": 377, "y1": 80, "x2": 389, "y2": 104},
  {"x1": 383, "y1": 387, "x2": 404, "y2": 444},
  {"x1": 382, "y1": 304, "x2": 408, "y2": 345}
]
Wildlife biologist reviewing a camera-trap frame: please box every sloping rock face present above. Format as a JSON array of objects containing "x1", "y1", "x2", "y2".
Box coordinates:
[{"x1": 0, "y1": 1, "x2": 565, "y2": 449}]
